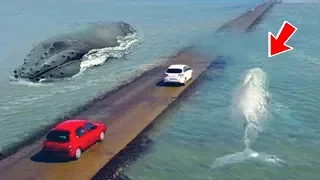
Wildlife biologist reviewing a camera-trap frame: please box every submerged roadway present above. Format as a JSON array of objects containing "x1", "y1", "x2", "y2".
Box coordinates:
[{"x1": 0, "y1": 1, "x2": 277, "y2": 180}]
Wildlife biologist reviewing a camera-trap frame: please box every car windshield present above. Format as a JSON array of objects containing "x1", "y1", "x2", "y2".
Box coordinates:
[
  {"x1": 167, "y1": 68, "x2": 182, "y2": 73},
  {"x1": 46, "y1": 130, "x2": 70, "y2": 142}
]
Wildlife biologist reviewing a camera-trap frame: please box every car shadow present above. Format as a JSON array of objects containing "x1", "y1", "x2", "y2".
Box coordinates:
[
  {"x1": 156, "y1": 80, "x2": 183, "y2": 87},
  {"x1": 30, "y1": 150, "x2": 71, "y2": 163}
]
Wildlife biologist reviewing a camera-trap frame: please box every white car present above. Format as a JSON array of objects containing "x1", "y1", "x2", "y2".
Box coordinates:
[{"x1": 164, "y1": 64, "x2": 193, "y2": 85}]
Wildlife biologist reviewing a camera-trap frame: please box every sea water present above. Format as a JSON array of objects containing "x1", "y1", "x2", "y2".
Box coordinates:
[{"x1": 1, "y1": 0, "x2": 320, "y2": 179}]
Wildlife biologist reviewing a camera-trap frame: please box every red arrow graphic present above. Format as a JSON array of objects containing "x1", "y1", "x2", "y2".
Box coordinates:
[{"x1": 268, "y1": 21, "x2": 297, "y2": 57}]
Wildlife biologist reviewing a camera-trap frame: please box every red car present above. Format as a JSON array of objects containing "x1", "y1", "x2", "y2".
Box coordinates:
[{"x1": 42, "y1": 119, "x2": 107, "y2": 160}]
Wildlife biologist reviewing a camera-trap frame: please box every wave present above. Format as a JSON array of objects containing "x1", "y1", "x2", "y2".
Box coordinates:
[
  {"x1": 212, "y1": 149, "x2": 285, "y2": 168},
  {"x1": 80, "y1": 32, "x2": 139, "y2": 71}
]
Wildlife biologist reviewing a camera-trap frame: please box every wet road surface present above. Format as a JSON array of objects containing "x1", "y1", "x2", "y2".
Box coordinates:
[
  {"x1": 0, "y1": 48, "x2": 213, "y2": 180},
  {"x1": 0, "y1": 1, "x2": 277, "y2": 179}
]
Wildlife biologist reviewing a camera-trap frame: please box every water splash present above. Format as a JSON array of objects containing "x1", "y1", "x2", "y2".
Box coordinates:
[
  {"x1": 212, "y1": 149, "x2": 285, "y2": 168},
  {"x1": 212, "y1": 68, "x2": 283, "y2": 168},
  {"x1": 80, "y1": 33, "x2": 139, "y2": 70}
]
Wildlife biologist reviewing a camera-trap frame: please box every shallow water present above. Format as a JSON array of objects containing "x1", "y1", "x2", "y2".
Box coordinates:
[
  {"x1": 0, "y1": 0, "x2": 320, "y2": 180},
  {"x1": 0, "y1": 0, "x2": 253, "y2": 152},
  {"x1": 120, "y1": 2, "x2": 320, "y2": 180}
]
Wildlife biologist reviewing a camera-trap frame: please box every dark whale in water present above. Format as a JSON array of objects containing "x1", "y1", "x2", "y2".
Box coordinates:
[{"x1": 13, "y1": 22, "x2": 136, "y2": 82}]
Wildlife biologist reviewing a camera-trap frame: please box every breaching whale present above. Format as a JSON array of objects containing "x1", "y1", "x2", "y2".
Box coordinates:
[{"x1": 13, "y1": 22, "x2": 136, "y2": 82}]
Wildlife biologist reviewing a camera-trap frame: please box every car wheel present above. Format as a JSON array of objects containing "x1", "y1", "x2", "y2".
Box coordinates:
[
  {"x1": 74, "y1": 148, "x2": 81, "y2": 160},
  {"x1": 98, "y1": 131, "x2": 105, "y2": 142}
]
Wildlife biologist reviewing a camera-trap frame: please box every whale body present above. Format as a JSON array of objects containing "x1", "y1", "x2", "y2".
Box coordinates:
[
  {"x1": 13, "y1": 22, "x2": 136, "y2": 82},
  {"x1": 232, "y1": 67, "x2": 271, "y2": 149}
]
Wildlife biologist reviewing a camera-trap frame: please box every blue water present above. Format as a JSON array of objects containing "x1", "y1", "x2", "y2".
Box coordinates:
[
  {"x1": 0, "y1": 0, "x2": 254, "y2": 152},
  {"x1": 121, "y1": 1, "x2": 320, "y2": 180},
  {"x1": 1, "y1": 0, "x2": 320, "y2": 179}
]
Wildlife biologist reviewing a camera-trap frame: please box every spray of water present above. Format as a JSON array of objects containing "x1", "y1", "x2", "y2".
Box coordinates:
[
  {"x1": 212, "y1": 68, "x2": 284, "y2": 168},
  {"x1": 80, "y1": 32, "x2": 139, "y2": 71}
]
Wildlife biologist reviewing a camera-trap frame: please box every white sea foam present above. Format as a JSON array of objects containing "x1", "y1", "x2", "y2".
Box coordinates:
[
  {"x1": 9, "y1": 77, "x2": 49, "y2": 87},
  {"x1": 80, "y1": 33, "x2": 139, "y2": 71},
  {"x1": 212, "y1": 149, "x2": 284, "y2": 168}
]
